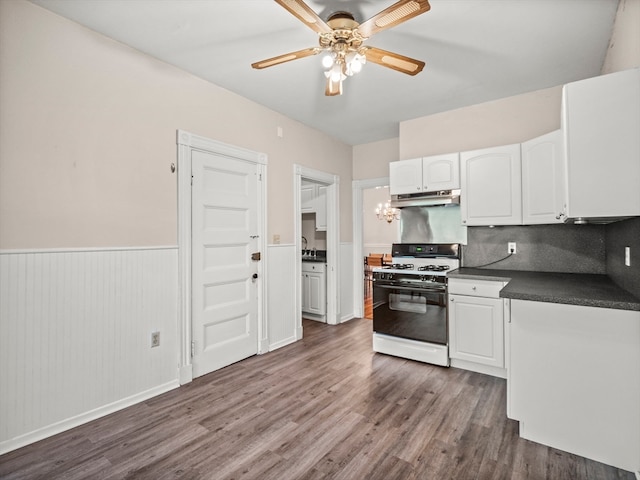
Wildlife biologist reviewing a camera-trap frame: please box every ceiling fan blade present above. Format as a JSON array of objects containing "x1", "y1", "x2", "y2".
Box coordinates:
[
  {"x1": 364, "y1": 46, "x2": 425, "y2": 76},
  {"x1": 275, "y1": 0, "x2": 333, "y2": 35},
  {"x1": 325, "y1": 76, "x2": 342, "y2": 96},
  {"x1": 252, "y1": 47, "x2": 319, "y2": 69},
  {"x1": 357, "y1": 0, "x2": 431, "y2": 38}
]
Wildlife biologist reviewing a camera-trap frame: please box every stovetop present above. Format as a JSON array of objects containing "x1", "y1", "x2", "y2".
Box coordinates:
[{"x1": 373, "y1": 243, "x2": 460, "y2": 284}]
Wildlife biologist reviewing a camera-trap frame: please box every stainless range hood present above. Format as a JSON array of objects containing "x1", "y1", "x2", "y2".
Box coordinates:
[{"x1": 390, "y1": 189, "x2": 460, "y2": 208}]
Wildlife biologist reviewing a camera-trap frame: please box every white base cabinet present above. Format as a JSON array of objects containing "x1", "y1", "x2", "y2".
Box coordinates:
[
  {"x1": 302, "y1": 262, "x2": 326, "y2": 319},
  {"x1": 448, "y1": 279, "x2": 507, "y2": 377},
  {"x1": 509, "y1": 299, "x2": 640, "y2": 473}
]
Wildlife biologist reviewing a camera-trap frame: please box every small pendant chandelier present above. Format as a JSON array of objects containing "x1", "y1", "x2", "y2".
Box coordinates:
[{"x1": 376, "y1": 201, "x2": 400, "y2": 223}]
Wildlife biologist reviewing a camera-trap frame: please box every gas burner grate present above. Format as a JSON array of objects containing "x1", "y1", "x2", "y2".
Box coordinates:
[
  {"x1": 385, "y1": 263, "x2": 414, "y2": 270},
  {"x1": 417, "y1": 265, "x2": 450, "y2": 272}
]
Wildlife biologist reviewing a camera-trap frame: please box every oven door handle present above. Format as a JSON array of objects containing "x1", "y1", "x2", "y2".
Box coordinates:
[{"x1": 374, "y1": 283, "x2": 446, "y2": 294}]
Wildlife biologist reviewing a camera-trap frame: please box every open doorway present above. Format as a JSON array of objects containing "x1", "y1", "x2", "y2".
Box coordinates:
[
  {"x1": 294, "y1": 165, "x2": 340, "y2": 336},
  {"x1": 352, "y1": 177, "x2": 401, "y2": 320},
  {"x1": 362, "y1": 186, "x2": 400, "y2": 318}
]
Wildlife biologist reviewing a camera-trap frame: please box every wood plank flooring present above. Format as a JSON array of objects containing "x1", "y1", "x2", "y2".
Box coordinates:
[{"x1": 0, "y1": 318, "x2": 634, "y2": 480}]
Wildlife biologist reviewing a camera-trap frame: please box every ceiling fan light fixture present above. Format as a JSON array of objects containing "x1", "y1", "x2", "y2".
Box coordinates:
[
  {"x1": 255, "y1": 0, "x2": 431, "y2": 96},
  {"x1": 321, "y1": 52, "x2": 334, "y2": 68}
]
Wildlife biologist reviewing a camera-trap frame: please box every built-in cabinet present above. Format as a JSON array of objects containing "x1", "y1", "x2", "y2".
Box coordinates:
[
  {"x1": 508, "y1": 299, "x2": 640, "y2": 473},
  {"x1": 460, "y1": 144, "x2": 522, "y2": 226},
  {"x1": 521, "y1": 129, "x2": 565, "y2": 224},
  {"x1": 562, "y1": 67, "x2": 640, "y2": 221},
  {"x1": 301, "y1": 262, "x2": 326, "y2": 318},
  {"x1": 389, "y1": 153, "x2": 460, "y2": 195},
  {"x1": 301, "y1": 182, "x2": 327, "y2": 231},
  {"x1": 448, "y1": 278, "x2": 507, "y2": 377}
]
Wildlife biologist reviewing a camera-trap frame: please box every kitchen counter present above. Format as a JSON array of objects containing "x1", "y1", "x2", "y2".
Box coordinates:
[
  {"x1": 302, "y1": 256, "x2": 326, "y2": 263},
  {"x1": 449, "y1": 268, "x2": 640, "y2": 311}
]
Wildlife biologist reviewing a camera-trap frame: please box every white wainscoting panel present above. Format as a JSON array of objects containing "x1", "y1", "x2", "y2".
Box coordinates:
[
  {"x1": 266, "y1": 244, "x2": 298, "y2": 350},
  {"x1": 340, "y1": 243, "x2": 355, "y2": 322},
  {"x1": 0, "y1": 247, "x2": 179, "y2": 454}
]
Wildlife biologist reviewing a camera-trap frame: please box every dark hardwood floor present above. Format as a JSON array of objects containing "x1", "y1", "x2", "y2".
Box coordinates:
[{"x1": 0, "y1": 318, "x2": 634, "y2": 480}]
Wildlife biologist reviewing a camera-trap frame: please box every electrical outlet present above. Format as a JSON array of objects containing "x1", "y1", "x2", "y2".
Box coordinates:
[
  {"x1": 273, "y1": 234, "x2": 280, "y2": 244},
  {"x1": 151, "y1": 331, "x2": 160, "y2": 348},
  {"x1": 625, "y1": 246, "x2": 631, "y2": 266},
  {"x1": 508, "y1": 242, "x2": 517, "y2": 254}
]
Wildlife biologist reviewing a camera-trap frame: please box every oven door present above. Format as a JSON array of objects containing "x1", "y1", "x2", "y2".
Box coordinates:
[{"x1": 373, "y1": 283, "x2": 447, "y2": 344}]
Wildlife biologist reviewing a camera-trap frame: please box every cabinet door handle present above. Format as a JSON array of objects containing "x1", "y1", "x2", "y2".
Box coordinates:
[{"x1": 472, "y1": 286, "x2": 477, "y2": 291}]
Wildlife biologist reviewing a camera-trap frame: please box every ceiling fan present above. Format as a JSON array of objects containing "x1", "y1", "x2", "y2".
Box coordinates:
[{"x1": 252, "y1": 0, "x2": 431, "y2": 96}]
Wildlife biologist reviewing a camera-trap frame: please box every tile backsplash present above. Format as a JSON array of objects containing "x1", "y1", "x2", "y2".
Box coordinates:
[
  {"x1": 605, "y1": 217, "x2": 640, "y2": 297},
  {"x1": 462, "y1": 224, "x2": 606, "y2": 273},
  {"x1": 462, "y1": 218, "x2": 640, "y2": 298}
]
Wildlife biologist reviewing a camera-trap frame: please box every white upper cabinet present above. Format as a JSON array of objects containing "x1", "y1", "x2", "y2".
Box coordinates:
[
  {"x1": 460, "y1": 144, "x2": 522, "y2": 226},
  {"x1": 301, "y1": 184, "x2": 316, "y2": 213},
  {"x1": 315, "y1": 185, "x2": 327, "y2": 231},
  {"x1": 389, "y1": 153, "x2": 460, "y2": 195},
  {"x1": 521, "y1": 129, "x2": 565, "y2": 224},
  {"x1": 562, "y1": 68, "x2": 640, "y2": 220}
]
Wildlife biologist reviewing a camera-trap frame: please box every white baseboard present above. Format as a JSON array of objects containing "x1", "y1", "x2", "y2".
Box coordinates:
[
  {"x1": 179, "y1": 364, "x2": 193, "y2": 385},
  {"x1": 340, "y1": 313, "x2": 356, "y2": 323},
  {"x1": 0, "y1": 380, "x2": 179, "y2": 456},
  {"x1": 450, "y1": 358, "x2": 507, "y2": 379},
  {"x1": 269, "y1": 335, "x2": 297, "y2": 352}
]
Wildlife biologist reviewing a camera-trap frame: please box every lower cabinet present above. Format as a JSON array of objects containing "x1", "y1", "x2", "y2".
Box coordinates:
[
  {"x1": 448, "y1": 278, "x2": 507, "y2": 377},
  {"x1": 302, "y1": 262, "x2": 326, "y2": 317},
  {"x1": 508, "y1": 299, "x2": 640, "y2": 473}
]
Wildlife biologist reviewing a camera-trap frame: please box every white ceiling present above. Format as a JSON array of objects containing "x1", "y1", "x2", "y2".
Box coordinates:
[{"x1": 30, "y1": 0, "x2": 619, "y2": 145}]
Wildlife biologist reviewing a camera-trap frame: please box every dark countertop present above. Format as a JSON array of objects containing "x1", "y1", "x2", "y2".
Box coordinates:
[
  {"x1": 302, "y1": 256, "x2": 326, "y2": 263},
  {"x1": 449, "y1": 268, "x2": 640, "y2": 311}
]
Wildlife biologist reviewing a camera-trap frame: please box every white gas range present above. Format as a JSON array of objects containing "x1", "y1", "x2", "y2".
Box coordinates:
[{"x1": 371, "y1": 243, "x2": 460, "y2": 367}]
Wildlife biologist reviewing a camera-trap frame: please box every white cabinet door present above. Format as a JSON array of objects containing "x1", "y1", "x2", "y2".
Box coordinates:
[
  {"x1": 302, "y1": 263, "x2": 326, "y2": 316},
  {"x1": 521, "y1": 130, "x2": 565, "y2": 224},
  {"x1": 307, "y1": 272, "x2": 326, "y2": 315},
  {"x1": 301, "y1": 272, "x2": 309, "y2": 311},
  {"x1": 460, "y1": 144, "x2": 522, "y2": 226},
  {"x1": 562, "y1": 68, "x2": 640, "y2": 220},
  {"x1": 422, "y1": 153, "x2": 460, "y2": 192},
  {"x1": 448, "y1": 294, "x2": 504, "y2": 368},
  {"x1": 301, "y1": 184, "x2": 316, "y2": 213},
  {"x1": 389, "y1": 158, "x2": 422, "y2": 195},
  {"x1": 315, "y1": 185, "x2": 327, "y2": 231}
]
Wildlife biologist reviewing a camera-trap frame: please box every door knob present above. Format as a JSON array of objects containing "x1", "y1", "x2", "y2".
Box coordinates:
[{"x1": 252, "y1": 273, "x2": 258, "y2": 279}]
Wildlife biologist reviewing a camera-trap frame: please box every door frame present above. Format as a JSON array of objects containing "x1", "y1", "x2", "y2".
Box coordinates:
[
  {"x1": 176, "y1": 130, "x2": 268, "y2": 385},
  {"x1": 294, "y1": 165, "x2": 340, "y2": 330},
  {"x1": 351, "y1": 177, "x2": 389, "y2": 319}
]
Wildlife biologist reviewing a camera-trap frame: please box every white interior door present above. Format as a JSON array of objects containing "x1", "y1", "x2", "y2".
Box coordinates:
[{"x1": 191, "y1": 149, "x2": 260, "y2": 378}]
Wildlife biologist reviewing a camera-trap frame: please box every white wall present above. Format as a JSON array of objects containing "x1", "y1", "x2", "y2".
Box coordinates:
[
  {"x1": 0, "y1": 0, "x2": 354, "y2": 249},
  {"x1": 363, "y1": 186, "x2": 400, "y2": 255},
  {"x1": 0, "y1": 0, "x2": 354, "y2": 453},
  {"x1": 601, "y1": 0, "x2": 640, "y2": 74}
]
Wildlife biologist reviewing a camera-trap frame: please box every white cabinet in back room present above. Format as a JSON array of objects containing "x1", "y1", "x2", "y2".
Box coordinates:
[
  {"x1": 562, "y1": 67, "x2": 640, "y2": 221},
  {"x1": 302, "y1": 262, "x2": 326, "y2": 320},
  {"x1": 460, "y1": 144, "x2": 522, "y2": 226},
  {"x1": 389, "y1": 153, "x2": 460, "y2": 195},
  {"x1": 448, "y1": 278, "x2": 507, "y2": 377},
  {"x1": 521, "y1": 129, "x2": 565, "y2": 224}
]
